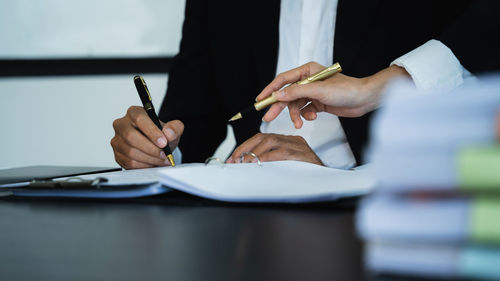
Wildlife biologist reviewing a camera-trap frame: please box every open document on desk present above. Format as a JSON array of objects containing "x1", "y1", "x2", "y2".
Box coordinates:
[{"x1": 0, "y1": 161, "x2": 375, "y2": 203}]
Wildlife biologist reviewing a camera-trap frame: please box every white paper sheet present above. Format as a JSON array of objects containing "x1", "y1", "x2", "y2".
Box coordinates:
[{"x1": 159, "y1": 160, "x2": 375, "y2": 203}]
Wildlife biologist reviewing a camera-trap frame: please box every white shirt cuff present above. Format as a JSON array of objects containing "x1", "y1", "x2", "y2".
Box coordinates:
[
  {"x1": 172, "y1": 146, "x2": 182, "y2": 164},
  {"x1": 391, "y1": 39, "x2": 472, "y2": 91}
]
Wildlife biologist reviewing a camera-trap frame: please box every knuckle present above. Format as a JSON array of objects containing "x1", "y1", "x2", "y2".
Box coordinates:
[
  {"x1": 262, "y1": 136, "x2": 276, "y2": 146},
  {"x1": 170, "y1": 120, "x2": 185, "y2": 134},
  {"x1": 126, "y1": 106, "x2": 136, "y2": 117},
  {"x1": 110, "y1": 137, "x2": 117, "y2": 148},
  {"x1": 123, "y1": 128, "x2": 135, "y2": 141},
  {"x1": 121, "y1": 159, "x2": 132, "y2": 169},
  {"x1": 293, "y1": 135, "x2": 307, "y2": 143},
  {"x1": 255, "y1": 132, "x2": 264, "y2": 140},
  {"x1": 112, "y1": 118, "x2": 120, "y2": 130},
  {"x1": 177, "y1": 121, "x2": 185, "y2": 133},
  {"x1": 122, "y1": 145, "x2": 133, "y2": 157},
  {"x1": 134, "y1": 113, "x2": 145, "y2": 124},
  {"x1": 127, "y1": 159, "x2": 139, "y2": 169},
  {"x1": 276, "y1": 74, "x2": 287, "y2": 86}
]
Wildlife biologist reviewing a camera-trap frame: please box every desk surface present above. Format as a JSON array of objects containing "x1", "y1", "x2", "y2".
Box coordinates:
[{"x1": 0, "y1": 195, "x2": 365, "y2": 281}]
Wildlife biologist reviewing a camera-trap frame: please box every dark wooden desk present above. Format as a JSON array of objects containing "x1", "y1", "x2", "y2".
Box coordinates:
[{"x1": 0, "y1": 194, "x2": 364, "y2": 281}]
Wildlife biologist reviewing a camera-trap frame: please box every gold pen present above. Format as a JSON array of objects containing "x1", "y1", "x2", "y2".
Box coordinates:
[{"x1": 229, "y1": 62, "x2": 342, "y2": 122}]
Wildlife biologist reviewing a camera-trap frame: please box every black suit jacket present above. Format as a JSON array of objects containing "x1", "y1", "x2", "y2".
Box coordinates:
[{"x1": 160, "y1": 0, "x2": 500, "y2": 164}]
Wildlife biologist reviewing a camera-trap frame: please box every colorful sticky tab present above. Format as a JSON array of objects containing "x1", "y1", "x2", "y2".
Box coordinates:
[
  {"x1": 470, "y1": 198, "x2": 500, "y2": 244},
  {"x1": 458, "y1": 145, "x2": 500, "y2": 191}
]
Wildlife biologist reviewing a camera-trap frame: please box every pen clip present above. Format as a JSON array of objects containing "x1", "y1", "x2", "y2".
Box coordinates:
[
  {"x1": 296, "y1": 62, "x2": 342, "y2": 85},
  {"x1": 134, "y1": 75, "x2": 153, "y2": 102}
]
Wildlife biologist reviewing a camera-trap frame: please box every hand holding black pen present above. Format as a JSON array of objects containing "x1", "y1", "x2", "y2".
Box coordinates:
[
  {"x1": 110, "y1": 77, "x2": 184, "y2": 169},
  {"x1": 133, "y1": 76, "x2": 176, "y2": 166}
]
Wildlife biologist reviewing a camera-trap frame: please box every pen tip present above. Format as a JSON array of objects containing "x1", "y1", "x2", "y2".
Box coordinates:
[
  {"x1": 228, "y1": 113, "x2": 242, "y2": 122},
  {"x1": 167, "y1": 154, "x2": 176, "y2": 167}
]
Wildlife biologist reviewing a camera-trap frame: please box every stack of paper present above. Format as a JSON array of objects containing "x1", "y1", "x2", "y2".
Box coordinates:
[
  {"x1": 357, "y1": 77, "x2": 500, "y2": 281},
  {"x1": 1, "y1": 161, "x2": 375, "y2": 202}
]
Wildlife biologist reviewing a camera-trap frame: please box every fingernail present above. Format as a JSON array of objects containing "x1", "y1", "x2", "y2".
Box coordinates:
[
  {"x1": 225, "y1": 156, "x2": 232, "y2": 163},
  {"x1": 164, "y1": 128, "x2": 175, "y2": 139},
  {"x1": 165, "y1": 159, "x2": 172, "y2": 166},
  {"x1": 160, "y1": 151, "x2": 166, "y2": 159},
  {"x1": 157, "y1": 137, "x2": 167, "y2": 147}
]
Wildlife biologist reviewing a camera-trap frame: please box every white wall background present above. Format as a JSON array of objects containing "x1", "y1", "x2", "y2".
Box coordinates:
[
  {"x1": 0, "y1": 0, "x2": 236, "y2": 169},
  {"x1": 0, "y1": 0, "x2": 185, "y2": 58}
]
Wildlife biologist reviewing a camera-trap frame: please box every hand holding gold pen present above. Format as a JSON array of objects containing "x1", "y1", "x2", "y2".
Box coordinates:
[
  {"x1": 230, "y1": 61, "x2": 410, "y2": 129},
  {"x1": 229, "y1": 62, "x2": 342, "y2": 122}
]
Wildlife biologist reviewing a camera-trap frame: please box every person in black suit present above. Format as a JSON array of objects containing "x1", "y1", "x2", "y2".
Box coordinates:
[
  {"x1": 111, "y1": 0, "x2": 500, "y2": 169},
  {"x1": 228, "y1": 0, "x2": 500, "y2": 165}
]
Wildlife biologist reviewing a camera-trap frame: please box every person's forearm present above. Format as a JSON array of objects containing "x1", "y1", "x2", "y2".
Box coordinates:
[
  {"x1": 365, "y1": 65, "x2": 410, "y2": 93},
  {"x1": 362, "y1": 65, "x2": 410, "y2": 112}
]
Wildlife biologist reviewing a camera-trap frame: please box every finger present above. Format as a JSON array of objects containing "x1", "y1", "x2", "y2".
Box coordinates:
[
  {"x1": 258, "y1": 146, "x2": 323, "y2": 165},
  {"x1": 230, "y1": 133, "x2": 264, "y2": 163},
  {"x1": 114, "y1": 150, "x2": 156, "y2": 170},
  {"x1": 225, "y1": 156, "x2": 234, "y2": 163},
  {"x1": 162, "y1": 120, "x2": 184, "y2": 149},
  {"x1": 127, "y1": 106, "x2": 168, "y2": 148},
  {"x1": 257, "y1": 149, "x2": 290, "y2": 162},
  {"x1": 256, "y1": 68, "x2": 307, "y2": 102},
  {"x1": 251, "y1": 135, "x2": 280, "y2": 157},
  {"x1": 300, "y1": 103, "x2": 319, "y2": 121},
  {"x1": 112, "y1": 136, "x2": 169, "y2": 167},
  {"x1": 262, "y1": 102, "x2": 288, "y2": 122},
  {"x1": 272, "y1": 82, "x2": 326, "y2": 103},
  {"x1": 256, "y1": 62, "x2": 324, "y2": 101},
  {"x1": 288, "y1": 102, "x2": 303, "y2": 129},
  {"x1": 288, "y1": 99, "x2": 309, "y2": 129},
  {"x1": 115, "y1": 120, "x2": 164, "y2": 159}
]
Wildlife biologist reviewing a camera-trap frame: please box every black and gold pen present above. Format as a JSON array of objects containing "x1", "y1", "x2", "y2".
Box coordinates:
[
  {"x1": 229, "y1": 62, "x2": 342, "y2": 122},
  {"x1": 133, "y1": 75, "x2": 176, "y2": 167}
]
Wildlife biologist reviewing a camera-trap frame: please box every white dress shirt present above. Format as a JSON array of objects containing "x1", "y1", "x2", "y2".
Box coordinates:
[
  {"x1": 260, "y1": 0, "x2": 473, "y2": 168},
  {"x1": 261, "y1": 0, "x2": 356, "y2": 169}
]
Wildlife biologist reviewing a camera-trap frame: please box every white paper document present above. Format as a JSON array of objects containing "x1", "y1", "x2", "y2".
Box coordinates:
[
  {"x1": 3, "y1": 161, "x2": 374, "y2": 202},
  {"x1": 160, "y1": 160, "x2": 375, "y2": 203}
]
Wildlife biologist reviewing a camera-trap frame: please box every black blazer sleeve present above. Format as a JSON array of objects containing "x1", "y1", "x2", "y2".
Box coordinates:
[
  {"x1": 335, "y1": 0, "x2": 500, "y2": 165},
  {"x1": 440, "y1": 0, "x2": 500, "y2": 74},
  {"x1": 159, "y1": 0, "x2": 227, "y2": 163}
]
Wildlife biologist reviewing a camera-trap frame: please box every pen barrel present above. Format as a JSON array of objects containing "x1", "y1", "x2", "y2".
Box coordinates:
[
  {"x1": 254, "y1": 96, "x2": 278, "y2": 111},
  {"x1": 252, "y1": 62, "x2": 342, "y2": 112},
  {"x1": 145, "y1": 105, "x2": 162, "y2": 129},
  {"x1": 296, "y1": 62, "x2": 342, "y2": 85}
]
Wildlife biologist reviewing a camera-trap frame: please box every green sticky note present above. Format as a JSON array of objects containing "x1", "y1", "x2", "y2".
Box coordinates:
[
  {"x1": 470, "y1": 198, "x2": 500, "y2": 244},
  {"x1": 458, "y1": 145, "x2": 500, "y2": 191}
]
